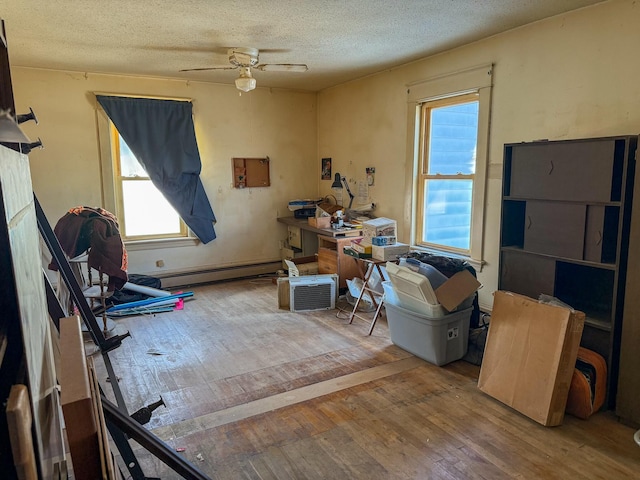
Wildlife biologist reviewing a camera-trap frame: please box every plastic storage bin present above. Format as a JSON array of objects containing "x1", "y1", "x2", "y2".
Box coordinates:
[
  {"x1": 386, "y1": 261, "x2": 448, "y2": 317},
  {"x1": 386, "y1": 261, "x2": 474, "y2": 317},
  {"x1": 385, "y1": 302, "x2": 472, "y2": 366}
]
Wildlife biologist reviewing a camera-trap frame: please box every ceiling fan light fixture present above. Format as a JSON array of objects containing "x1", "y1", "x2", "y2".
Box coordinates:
[{"x1": 235, "y1": 67, "x2": 256, "y2": 92}]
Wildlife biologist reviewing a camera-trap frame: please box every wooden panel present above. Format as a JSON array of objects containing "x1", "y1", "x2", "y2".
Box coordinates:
[
  {"x1": 617, "y1": 139, "x2": 640, "y2": 425},
  {"x1": 87, "y1": 356, "x2": 117, "y2": 479},
  {"x1": 6, "y1": 385, "x2": 38, "y2": 480},
  {"x1": 584, "y1": 205, "x2": 605, "y2": 262},
  {"x1": 335, "y1": 236, "x2": 362, "y2": 287},
  {"x1": 523, "y1": 201, "x2": 586, "y2": 259},
  {"x1": 318, "y1": 235, "x2": 337, "y2": 251},
  {"x1": 0, "y1": 145, "x2": 63, "y2": 477},
  {"x1": 318, "y1": 247, "x2": 338, "y2": 275},
  {"x1": 60, "y1": 316, "x2": 102, "y2": 480},
  {"x1": 500, "y1": 249, "x2": 555, "y2": 299},
  {"x1": 0, "y1": 20, "x2": 16, "y2": 117},
  {"x1": 318, "y1": 236, "x2": 363, "y2": 289},
  {"x1": 510, "y1": 140, "x2": 615, "y2": 202},
  {"x1": 288, "y1": 226, "x2": 302, "y2": 249}
]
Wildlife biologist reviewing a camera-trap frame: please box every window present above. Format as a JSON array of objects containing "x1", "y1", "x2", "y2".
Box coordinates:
[
  {"x1": 406, "y1": 64, "x2": 492, "y2": 268},
  {"x1": 110, "y1": 124, "x2": 187, "y2": 241},
  {"x1": 96, "y1": 95, "x2": 216, "y2": 246},
  {"x1": 417, "y1": 93, "x2": 479, "y2": 253}
]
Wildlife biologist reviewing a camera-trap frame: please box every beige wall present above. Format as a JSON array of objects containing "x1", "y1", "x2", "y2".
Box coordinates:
[
  {"x1": 12, "y1": 71, "x2": 317, "y2": 277},
  {"x1": 318, "y1": 0, "x2": 640, "y2": 309},
  {"x1": 12, "y1": 1, "x2": 640, "y2": 306}
]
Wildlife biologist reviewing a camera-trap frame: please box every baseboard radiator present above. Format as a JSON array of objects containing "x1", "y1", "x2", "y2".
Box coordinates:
[{"x1": 153, "y1": 261, "x2": 282, "y2": 289}]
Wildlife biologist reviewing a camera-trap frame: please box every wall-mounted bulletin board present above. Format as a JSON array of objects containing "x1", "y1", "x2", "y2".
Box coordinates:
[{"x1": 233, "y1": 157, "x2": 270, "y2": 188}]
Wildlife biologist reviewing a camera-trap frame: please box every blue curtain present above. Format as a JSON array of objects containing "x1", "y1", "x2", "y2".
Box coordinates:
[{"x1": 96, "y1": 95, "x2": 216, "y2": 243}]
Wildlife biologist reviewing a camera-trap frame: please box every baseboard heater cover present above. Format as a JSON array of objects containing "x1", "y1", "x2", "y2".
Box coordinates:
[
  {"x1": 153, "y1": 261, "x2": 281, "y2": 289},
  {"x1": 289, "y1": 275, "x2": 337, "y2": 312}
]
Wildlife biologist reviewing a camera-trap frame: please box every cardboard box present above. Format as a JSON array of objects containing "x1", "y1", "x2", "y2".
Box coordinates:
[
  {"x1": 372, "y1": 235, "x2": 397, "y2": 246},
  {"x1": 363, "y1": 217, "x2": 397, "y2": 241},
  {"x1": 308, "y1": 216, "x2": 331, "y2": 229},
  {"x1": 435, "y1": 269, "x2": 481, "y2": 312},
  {"x1": 350, "y1": 237, "x2": 372, "y2": 254},
  {"x1": 386, "y1": 262, "x2": 480, "y2": 314},
  {"x1": 284, "y1": 256, "x2": 319, "y2": 275},
  {"x1": 478, "y1": 291, "x2": 585, "y2": 426},
  {"x1": 372, "y1": 242, "x2": 409, "y2": 261}
]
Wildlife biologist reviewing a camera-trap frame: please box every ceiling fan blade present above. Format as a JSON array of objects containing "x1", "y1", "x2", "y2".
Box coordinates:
[
  {"x1": 255, "y1": 64, "x2": 308, "y2": 72},
  {"x1": 213, "y1": 46, "x2": 289, "y2": 54},
  {"x1": 179, "y1": 66, "x2": 237, "y2": 72}
]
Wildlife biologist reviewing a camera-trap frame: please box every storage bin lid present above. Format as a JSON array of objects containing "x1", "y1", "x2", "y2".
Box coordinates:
[{"x1": 386, "y1": 262, "x2": 439, "y2": 305}]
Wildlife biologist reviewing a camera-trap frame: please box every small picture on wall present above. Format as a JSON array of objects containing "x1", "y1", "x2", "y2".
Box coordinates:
[
  {"x1": 366, "y1": 167, "x2": 375, "y2": 186},
  {"x1": 321, "y1": 158, "x2": 332, "y2": 180}
]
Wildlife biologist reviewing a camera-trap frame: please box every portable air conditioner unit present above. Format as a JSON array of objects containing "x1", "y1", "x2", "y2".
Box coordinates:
[{"x1": 289, "y1": 275, "x2": 337, "y2": 312}]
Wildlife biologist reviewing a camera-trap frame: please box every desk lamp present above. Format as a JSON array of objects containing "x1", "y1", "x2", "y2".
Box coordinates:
[{"x1": 331, "y1": 172, "x2": 354, "y2": 209}]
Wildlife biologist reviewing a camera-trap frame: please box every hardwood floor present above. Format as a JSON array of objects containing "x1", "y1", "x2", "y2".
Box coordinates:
[{"x1": 93, "y1": 277, "x2": 640, "y2": 479}]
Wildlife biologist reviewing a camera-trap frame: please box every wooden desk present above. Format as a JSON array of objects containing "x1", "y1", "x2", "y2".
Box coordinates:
[
  {"x1": 317, "y1": 236, "x2": 362, "y2": 289},
  {"x1": 277, "y1": 216, "x2": 361, "y2": 238},
  {"x1": 277, "y1": 217, "x2": 362, "y2": 288}
]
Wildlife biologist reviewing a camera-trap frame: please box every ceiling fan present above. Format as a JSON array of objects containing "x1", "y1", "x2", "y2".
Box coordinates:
[{"x1": 180, "y1": 47, "x2": 308, "y2": 92}]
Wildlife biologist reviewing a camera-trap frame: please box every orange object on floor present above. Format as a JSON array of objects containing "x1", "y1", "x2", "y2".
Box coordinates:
[{"x1": 565, "y1": 347, "x2": 607, "y2": 419}]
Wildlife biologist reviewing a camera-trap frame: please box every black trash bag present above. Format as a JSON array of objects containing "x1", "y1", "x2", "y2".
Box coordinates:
[
  {"x1": 401, "y1": 252, "x2": 481, "y2": 329},
  {"x1": 107, "y1": 274, "x2": 163, "y2": 306}
]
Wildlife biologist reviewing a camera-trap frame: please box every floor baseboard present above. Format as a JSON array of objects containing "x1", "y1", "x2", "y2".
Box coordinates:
[{"x1": 153, "y1": 261, "x2": 282, "y2": 289}]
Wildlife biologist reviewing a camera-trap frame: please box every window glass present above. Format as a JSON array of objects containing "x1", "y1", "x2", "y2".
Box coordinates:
[
  {"x1": 118, "y1": 135, "x2": 147, "y2": 177},
  {"x1": 427, "y1": 102, "x2": 478, "y2": 175},
  {"x1": 113, "y1": 128, "x2": 186, "y2": 240},
  {"x1": 423, "y1": 179, "x2": 473, "y2": 250},
  {"x1": 121, "y1": 180, "x2": 182, "y2": 236}
]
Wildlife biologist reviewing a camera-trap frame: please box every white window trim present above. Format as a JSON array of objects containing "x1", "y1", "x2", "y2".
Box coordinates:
[
  {"x1": 404, "y1": 64, "x2": 493, "y2": 271},
  {"x1": 95, "y1": 103, "x2": 199, "y2": 249}
]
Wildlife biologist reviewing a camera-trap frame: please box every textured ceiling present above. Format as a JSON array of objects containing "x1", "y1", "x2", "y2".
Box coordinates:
[{"x1": 1, "y1": 0, "x2": 604, "y2": 92}]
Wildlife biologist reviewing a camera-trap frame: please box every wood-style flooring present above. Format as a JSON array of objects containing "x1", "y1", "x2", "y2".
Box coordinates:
[{"x1": 93, "y1": 277, "x2": 640, "y2": 479}]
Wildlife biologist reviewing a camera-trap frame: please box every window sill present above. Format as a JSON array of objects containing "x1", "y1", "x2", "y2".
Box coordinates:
[
  {"x1": 125, "y1": 236, "x2": 200, "y2": 251},
  {"x1": 410, "y1": 245, "x2": 484, "y2": 273}
]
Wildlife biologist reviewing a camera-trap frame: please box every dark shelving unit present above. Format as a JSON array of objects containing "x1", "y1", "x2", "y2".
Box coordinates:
[{"x1": 499, "y1": 136, "x2": 638, "y2": 408}]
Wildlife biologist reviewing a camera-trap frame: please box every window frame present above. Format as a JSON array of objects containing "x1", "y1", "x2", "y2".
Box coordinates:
[
  {"x1": 416, "y1": 92, "x2": 479, "y2": 255},
  {"x1": 404, "y1": 64, "x2": 493, "y2": 270}
]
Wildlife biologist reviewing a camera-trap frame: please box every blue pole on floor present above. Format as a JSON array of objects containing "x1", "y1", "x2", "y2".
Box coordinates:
[{"x1": 106, "y1": 291, "x2": 194, "y2": 312}]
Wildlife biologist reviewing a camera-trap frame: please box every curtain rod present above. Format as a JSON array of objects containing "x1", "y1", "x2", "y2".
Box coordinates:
[{"x1": 93, "y1": 92, "x2": 192, "y2": 102}]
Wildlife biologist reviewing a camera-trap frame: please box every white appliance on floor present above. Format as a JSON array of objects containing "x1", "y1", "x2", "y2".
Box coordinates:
[{"x1": 289, "y1": 275, "x2": 337, "y2": 312}]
